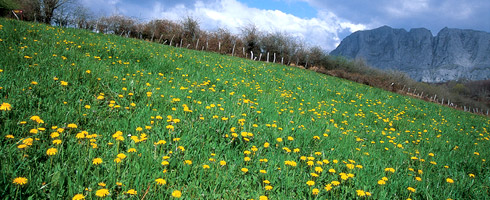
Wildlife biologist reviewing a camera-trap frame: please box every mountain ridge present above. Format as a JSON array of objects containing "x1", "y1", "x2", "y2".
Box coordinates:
[{"x1": 330, "y1": 26, "x2": 490, "y2": 83}]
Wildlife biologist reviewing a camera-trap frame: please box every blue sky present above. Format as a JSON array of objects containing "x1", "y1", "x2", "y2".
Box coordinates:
[{"x1": 80, "y1": 0, "x2": 490, "y2": 51}]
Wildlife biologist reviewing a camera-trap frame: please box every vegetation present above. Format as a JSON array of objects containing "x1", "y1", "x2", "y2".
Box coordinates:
[{"x1": 1, "y1": 18, "x2": 489, "y2": 199}]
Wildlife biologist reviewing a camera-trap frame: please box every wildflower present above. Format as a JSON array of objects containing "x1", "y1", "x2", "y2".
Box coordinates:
[
  {"x1": 60, "y1": 81, "x2": 68, "y2": 86},
  {"x1": 126, "y1": 189, "x2": 137, "y2": 195},
  {"x1": 172, "y1": 190, "x2": 182, "y2": 198},
  {"x1": 469, "y1": 173, "x2": 475, "y2": 178},
  {"x1": 415, "y1": 177, "x2": 422, "y2": 181},
  {"x1": 46, "y1": 148, "x2": 57, "y2": 156},
  {"x1": 128, "y1": 148, "x2": 137, "y2": 153},
  {"x1": 95, "y1": 188, "x2": 109, "y2": 197},
  {"x1": 384, "y1": 168, "x2": 395, "y2": 173},
  {"x1": 161, "y1": 161, "x2": 169, "y2": 166},
  {"x1": 331, "y1": 181, "x2": 340, "y2": 186},
  {"x1": 312, "y1": 188, "x2": 319, "y2": 195},
  {"x1": 324, "y1": 184, "x2": 332, "y2": 191},
  {"x1": 92, "y1": 158, "x2": 103, "y2": 165},
  {"x1": 203, "y1": 165, "x2": 210, "y2": 169},
  {"x1": 6, "y1": 134, "x2": 14, "y2": 139},
  {"x1": 241, "y1": 168, "x2": 249, "y2": 173},
  {"x1": 98, "y1": 182, "x2": 106, "y2": 187},
  {"x1": 306, "y1": 180, "x2": 315, "y2": 186},
  {"x1": 260, "y1": 196, "x2": 268, "y2": 200},
  {"x1": 264, "y1": 185, "x2": 273, "y2": 190},
  {"x1": 219, "y1": 160, "x2": 227, "y2": 166},
  {"x1": 117, "y1": 153, "x2": 126, "y2": 159},
  {"x1": 184, "y1": 160, "x2": 192, "y2": 165},
  {"x1": 378, "y1": 180, "x2": 386, "y2": 185},
  {"x1": 407, "y1": 187, "x2": 416, "y2": 193},
  {"x1": 356, "y1": 190, "x2": 366, "y2": 197},
  {"x1": 446, "y1": 178, "x2": 454, "y2": 183},
  {"x1": 72, "y1": 194, "x2": 85, "y2": 200},
  {"x1": 155, "y1": 178, "x2": 166, "y2": 185},
  {"x1": 328, "y1": 168, "x2": 336, "y2": 173},
  {"x1": 0, "y1": 102, "x2": 12, "y2": 111},
  {"x1": 67, "y1": 123, "x2": 78, "y2": 128},
  {"x1": 12, "y1": 177, "x2": 28, "y2": 185},
  {"x1": 264, "y1": 142, "x2": 270, "y2": 148},
  {"x1": 260, "y1": 170, "x2": 267, "y2": 174}
]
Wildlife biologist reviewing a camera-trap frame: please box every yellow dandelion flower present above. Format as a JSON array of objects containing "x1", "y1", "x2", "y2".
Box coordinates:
[
  {"x1": 172, "y1": 190, "x2": 182, "y2": 198},
  {"x1": 259, "y1": 196, "x2": 268, "y2": 200},
  {"x1": 203, "y1": 164, "x2": 210, "y2": 169},
  {"x1": 98, "y1": 182, "x2": 106, "y2": 187},
  {"x1": 312, "y1": 188, "x2": 319, "y2": 195},
  {"x1": 407, "y1": 187, "x2": 416, "y2": 193},
  {"x1": 356, "y1": 190, "x2": 366, "y2": 197},
  {"x1": 13, "y1": 177, "x2": 28, "y2": 185},
  {"x1": 126, "y1": 189, "x2": 137, "y2": 195},
  {"x1": 67, "y1": 124, "x2": 77, "y2": 128},
  {"x1": 95, "y1": 188, "x2": 109, "y2": 197},
  {"x1": 331, "y1": 181, "x2": 340, "y2": 186},
  {"x1": 117, "y1": 153, "x2": 127, "y2": 159},
  {"x1": 46, "y1": 148, "x2": 57, "y2": 156},
  {"x1": 378, "y1": 180, "x2": 386, "y2": 185},
  {"x1": 324, "y1": 184, "x2": 332, "y2": 191},
  {"x1": 241, "y1": 168, "x2": 249, "y2": 173},
  {"x1": 446, "y1": 178, "x2": 454, "y2": 183},
  {"x1": 92, "y1": 158, "x2": 103, "y2": 165},
  {"x1": 0, "y1": 102, "x2": 12, "y2": 111},
  {"x1": 72, "y1": 194, "x2": 85, "y2": 200},
  {"x1": 220, "y1": 160, "x2": 226, "y2": 166},
  {"x1": 264, "y1": 185, "x2": 273, "y2": 190},
  {"x1": 306, "y1": 180, "x2": 315, "y2": 186},
  {"x1": 155, "y1": 178, "x2": 166, "y2": 185}
]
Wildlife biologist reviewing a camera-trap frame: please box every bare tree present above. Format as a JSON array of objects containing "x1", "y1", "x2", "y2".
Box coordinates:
[
  {"x1": 241, "y1": 23, "x2": 261, "y2": 56},
  {"x1": 40, "y1": 0, "x2": 70, "y2": 24},
  {"x1": 182, "y1": 16, "x2": 200, "y2": 45}
]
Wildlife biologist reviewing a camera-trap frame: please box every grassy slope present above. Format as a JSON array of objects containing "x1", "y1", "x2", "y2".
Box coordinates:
[{"x1": 0, "y1": 19, "x2": 489, "y2": 199}]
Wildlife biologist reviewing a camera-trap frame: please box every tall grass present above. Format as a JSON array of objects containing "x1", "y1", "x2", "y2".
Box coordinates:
[{"x1": 1, "y1": 19, "x2": 489, "y2": 199}]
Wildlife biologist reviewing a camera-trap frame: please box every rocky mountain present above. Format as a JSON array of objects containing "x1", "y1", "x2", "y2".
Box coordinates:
[{"x1": 330, "y1": 26, "x2": 490, "y2": 83}]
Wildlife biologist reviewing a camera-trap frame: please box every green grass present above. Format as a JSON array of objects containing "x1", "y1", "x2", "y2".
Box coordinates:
[{"x1": 0, "y1": 19, "x2": 489, "y2": 199}]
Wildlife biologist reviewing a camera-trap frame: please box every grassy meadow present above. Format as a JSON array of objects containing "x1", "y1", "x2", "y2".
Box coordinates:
[{"x1": 0, "y1": 19, "x2": 489, "y2": 199}]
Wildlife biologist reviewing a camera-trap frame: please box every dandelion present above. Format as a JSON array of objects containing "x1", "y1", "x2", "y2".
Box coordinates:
[
  {"x1": 306, "y1": 180, "x2": 315, "y2": 186},
  {"x1": 172, "y1": 190, "x2": 182, "y2": 198},
  {"x1": 331, "y1": 181, "x2": 340, "y2": 186},
  {"x1": 12, "y1": 177, "x2": 28, "y2": 185},
  {"x1": 328, "y1": 168, "x2": 336, "y2": 173},
  {"x1": 446, "y1": 178, "x2": 454, "y2": 183},
  {"x1": 259, "y1": 196, "x2": 268, "y2": 200},
  {"x1": 92, "y1": 158, "x2": 103, "y2": 165},
  {"x1": 324, "y1": 183, "x2": 334, "y2": 191},
  {"x1": 46, "y1": 148, "x2": 57, "y2": 156},
  {"x1": 312, "y1": 188, "x2": 319, "y2": 195},
  {"x1": 407, "y1": 187, "x2": 416, "y2": 193},
  {"x1": 60, "y1": 81, "x2": 68, "y2": 86},
  {"x1": 241, "y1": 168, "x2": 249, "y2": 173},
  {"x1": 95, "y1": 188, "x2": 109, "y2": 197},
  {"x1": 155, "y1": 178, "x2": 166, "y2": 185},
  {"x1": 67, "y1": 123, "x2": 78, "y2": 128},
  {"x1": 378, "y1": 180, "x2": 386, "y2": 185},
  {"x1": 356, "y1": 190, "x2": 366, "y2": 197},
  {"x1": 126, "y1": 189, "x2": 137, "y2": 195},
  {"x1": 220, "y1": 160, "x2": 226, "y2": 166},
  {"x1": 203, "y1": 164, "x2": 210, "y2": 169},
  {"x1": 265, "y1": 185, "x2": 273, "y2": 190},
  {"x1": 384, "y1": 168, "x2": 395, "y2": 173},
  {"x1": 0, "y1": 102, "x2": 12, "y2": 111},
  {"x1": 469, "y1": 173, "x2": 475, "y2": 178},
  {"x1": 72, "y1": 194, "x2": 85, "y2": 200}
]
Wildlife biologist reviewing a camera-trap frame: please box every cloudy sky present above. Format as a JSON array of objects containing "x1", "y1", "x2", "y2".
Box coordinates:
[{"x1": 80, "y1": 0, "x2": 490, "y2": 51}]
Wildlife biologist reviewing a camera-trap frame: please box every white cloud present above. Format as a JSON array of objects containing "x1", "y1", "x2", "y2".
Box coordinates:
[{"x1": 153, "y1": 0, "x2": 366, "y2": 51}]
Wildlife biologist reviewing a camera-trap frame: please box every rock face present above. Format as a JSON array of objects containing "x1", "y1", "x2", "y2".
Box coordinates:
[{"x1": 330, "y1": 26, "x2": 490, "y2": 83}]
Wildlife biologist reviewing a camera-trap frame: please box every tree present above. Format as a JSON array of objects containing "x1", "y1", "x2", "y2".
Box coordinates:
[
  {"x1": 182, "y1": 16, "x2": 200, "y2": 45},
  {"x1": 241, "y1": 23, "x2": 261, "y2": 55},
  {"x1": 40, "y1": 0, "x2": 70, "y2": 24},
  {"x1": 0, "y1": 0, "x2": 19, "y2": 17}
]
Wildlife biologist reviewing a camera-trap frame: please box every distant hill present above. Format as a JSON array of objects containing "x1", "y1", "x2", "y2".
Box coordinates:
[{"x1": 330, "y1": 26, "x2": 490, "y2": 83}]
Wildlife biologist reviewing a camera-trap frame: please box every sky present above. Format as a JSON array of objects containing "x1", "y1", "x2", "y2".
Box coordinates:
[{"x1": 80, "y1": 0, "x2": 490, "y2": 51}]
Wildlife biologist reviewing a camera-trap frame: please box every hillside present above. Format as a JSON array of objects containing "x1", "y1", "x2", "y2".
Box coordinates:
[
  {"x1": 1, "y1": 19, "x2": 489, "y2": 199},
  {"x1": 330, "y1": 26, "x2": 490, "y2": 83}
]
